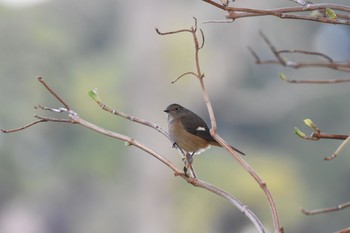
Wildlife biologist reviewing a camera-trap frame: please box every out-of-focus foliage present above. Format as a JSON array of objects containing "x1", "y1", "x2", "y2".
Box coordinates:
[{"x1": 0, "y1": 0, "x2": 350, "y2": 232}]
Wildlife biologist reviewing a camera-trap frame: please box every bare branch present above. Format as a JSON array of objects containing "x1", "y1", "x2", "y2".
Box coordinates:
[
  {"x1": 1, "y1": 119, "x2": 48, "y2": 133},
  {"x1": 3, "y1": 75, "x2": 268, "y2": 232},
  {"x1": 249, "y1": 32, "x2": 350, "y2": 83},
  {"x1": 203, "y1": 1, "x2": 350, "y2": 25},
  {"x1": 295, "y1": 119, "x2": 350, "y2": 160},
  {"x1": 310, "y1": 132, "x2": 349, "y2": 141},
  {"x1": 1, "y1": 107, "x2": 76, "y2": 133},
  {"x1": 202, "y1": 0, "x2": 227, "y2": 11},
  {"x1": 280, "y1": 74, "x2": 350, "y2": 84},
  {"x1": 157, "y1": 19, "x2": 283, "y2": 233},
  {"x1": 172, "y1": 72, "x2": 199, "y2": 83},
  {"x1": 189, "y1": 178, "x2": 266, "y2": 233},
  {"x1": 37, "y1": 77, "x2": 70, "y2": 110},
  {"x1": 202, "y1": 0, "x2": 350, "y2": 27},
  {"x1": 301, "y1": 201, "x2": 350, "y2": 215},
  {"x1": 199, "y1": 29, "x2": 205, "y2": 49},
  {"x1": 256, "y1": 32, "x2": 350, "y2": 72},
  {"x1": 278, "y1": 50, "x2": 334, "y2": 62},
  {"x1": 324, "y1": 136, "x2": 350, "y2": 161}
]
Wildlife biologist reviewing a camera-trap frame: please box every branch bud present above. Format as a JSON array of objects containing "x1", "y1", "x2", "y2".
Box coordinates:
[
  {"x1": 325, "y1": 8, "x2": 337, "y2": 19},
  {"x1": 88, "y1": 88, "x2": 100, "y2": 102},
  {"x1": 303, "y1": 118, "x2": 319, "y2": 132},
  {"x1": 294, "y1": 127, "x2": 307, "y2": 139}
]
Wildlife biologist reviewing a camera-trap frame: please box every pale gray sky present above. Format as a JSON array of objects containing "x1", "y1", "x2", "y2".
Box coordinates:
[{"x1": 0, "y1": 0, "x2": 49, "y2": 7}]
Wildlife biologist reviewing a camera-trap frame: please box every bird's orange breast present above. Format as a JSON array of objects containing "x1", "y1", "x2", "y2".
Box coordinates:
[{"x1": 169, "y1": 119, "x2": 210, "y2": 153}]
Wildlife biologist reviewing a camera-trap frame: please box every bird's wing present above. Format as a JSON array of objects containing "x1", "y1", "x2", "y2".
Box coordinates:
[
  {"x1": 180, "y1": 115, "x2": 215, "y2": 142},
  {"x1": 181, "y1": 114, "x2": 246, "y2": 155}
]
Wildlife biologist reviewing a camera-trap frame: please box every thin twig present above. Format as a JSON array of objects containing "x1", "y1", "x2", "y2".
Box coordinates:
[
  {"x1": 93, "y1": 100, "x2": 172, "y2": 141},
  {"x1": 172, "y1": 72, "x2": 199, "y2": 83},
  {"x1": 301, "y1": 201, "x2": 350, "y2": 215},
  {"x1": 278, "y1": 50, "x2": 334, "y2": 62},
  {"x1": 324, "y1": 136, "x2": 350, "y2": 161},
  {"x1": 249, "y1": 32, "x2": 350, "y2": 83},
  {"x1": 1, "y1": 119, "x2": 48, "y2": 133},
  {"x1": 224, "y1": 1, "x2": 350, "y2": 25},
  {"x1": 281, "y1": 76, "x2": 350, "y2": 84},
  {"x1": 295, "y1": 120, "x2": 349, "y2": 160},
  {"x1": 37, "y1": 77, "x2": 70, "y2": 110}
]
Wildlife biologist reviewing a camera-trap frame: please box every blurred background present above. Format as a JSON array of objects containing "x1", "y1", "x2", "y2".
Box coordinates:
[{"x1": 0, "y1": 0, "x2": 350, "y2": 232}]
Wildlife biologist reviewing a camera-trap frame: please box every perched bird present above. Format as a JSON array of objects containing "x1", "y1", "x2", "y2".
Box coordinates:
[{"x1": 164, "y1": 103, "x2": 245, "y2": 156}]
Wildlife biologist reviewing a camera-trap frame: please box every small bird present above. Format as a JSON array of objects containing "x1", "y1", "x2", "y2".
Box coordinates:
[{"x1": 164, "y1": 103, "x2": 245, "y2": 156}]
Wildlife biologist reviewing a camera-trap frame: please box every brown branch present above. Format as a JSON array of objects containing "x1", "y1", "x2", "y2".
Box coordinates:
[
  {"x1": 279, "y1": 50, "x2": 334, "y2": 62},
  {"x1": 311, "y1": 132, "x2": 349, "y2": 140},
  {"x1": 203, "y1": 1, "x2": 350, "y2": 25},
  {"x1": 37, "y1": 77, "x2": 70, "y2": 110},
  {"x1": 301, "y1": 201, "x2": 350, "y2": 215},
  {"x1": 172, "y1": 72, "x2": 199, "y2": 83},
  {"x1": 1, "y1": 109, "x2": 76, "y2": 133},
  {"x1": 88, "y1": 91, "x2": 198, "y2": 178},
  {"x1": 203, "y1": 1, "x2": 350, "y2": 31},
  {"x1": 72, "y1": 112, "x2": 264, "y2": 230},
  {"x1": 280, "y1": 76, "x2": 350, "y2": 84},
  {"x1": 335, "y1": 228, "x2": 350, "y2": 233},
  {"x1": 324, "y1": 136, "x2": 350, "y2": 161},
  {"x1": 202, "y1": 0, "x2": 227, "y2": 11},
  {"x1": 295, "y1": 119, "x2": 350, "y2": 160},
  {"x1": 1, "y1": 119, "x2": 48, "y2": 133},
  {"x1": 157, "y1": 18, "x2": 283, "y2": 233},
  {"x1": 249, "y1": 32, "x2": 350, "y2": 83},
  {"x1": 258, "y1": 31, "x2": 350, "y2": 72},
  {"x1": 2, "y1": 76, "x2": 266, "y2": 232}
]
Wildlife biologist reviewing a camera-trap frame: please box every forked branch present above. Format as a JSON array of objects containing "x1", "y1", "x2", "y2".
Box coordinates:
[
  {"x1": 157, "y1": 19, "x2": 283, "y2": 233},
  {"x1": 203, "y1": 0, "x2": 350, "y2": 25},
  {"x1": 294, "y1": 119, "x2": 350, "y2": 160},
  {"x1": 249, "y1": 32, "x2": 350, "y2": 83},
  {"x1": 1, "y1": 77, "x2": 266, "y2": 233}
]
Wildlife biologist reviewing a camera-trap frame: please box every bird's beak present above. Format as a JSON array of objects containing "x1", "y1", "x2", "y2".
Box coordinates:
[{"x1": 164, "y1": 109, "x2": 169, "y2": 113}]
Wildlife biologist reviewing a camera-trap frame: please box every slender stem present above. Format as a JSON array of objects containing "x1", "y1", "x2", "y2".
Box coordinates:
[
  {"x1": 37, "y1": 77, "x2": 70, "y2": 110},
  {"x1": 311, "y1": 132, "x2": 349, "y2": 140},
  {"x1": 301, "y1": 201, "x2": 350, "y2": 215},
  {"x1": 1, "y1": 119, "x2": 48, "y2": 133}
]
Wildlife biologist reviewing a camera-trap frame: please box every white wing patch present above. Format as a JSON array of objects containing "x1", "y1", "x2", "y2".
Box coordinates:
[{"x1": 196, "y1": 126, "x2": 206, "y2": 131}]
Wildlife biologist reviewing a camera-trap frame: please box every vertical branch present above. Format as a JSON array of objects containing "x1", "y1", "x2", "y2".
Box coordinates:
[
  {"x1": 157, "y1": 19, "x2": 283, "y2": 233},
  {"x1": 192, "y1": 20, "x2": 218, "y2": 132},
  {"x1": 191, "y1": 20, "x2": 283, "y2": 233}
]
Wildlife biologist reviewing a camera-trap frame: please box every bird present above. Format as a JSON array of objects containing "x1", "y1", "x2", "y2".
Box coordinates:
[{"x1": 164, "y1": 103, "x2": 245, "y2": 156}]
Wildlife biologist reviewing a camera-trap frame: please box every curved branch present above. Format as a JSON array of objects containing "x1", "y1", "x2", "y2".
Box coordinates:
[
  {"x1": 2, "y1": 77, "x2": 267, "y2": 232},
  {"x1": 203, "y1": 1, "x2": 350, "y2": 25},
  {"x1": 1, "y1": 119, "x2": 48, "y2": 133},
  {"x1": 157, "y1": 19, "x2": 283, "y2": 233},
  {"x1": 249, "y1": 32, "x2": 350, "y2": 83}
]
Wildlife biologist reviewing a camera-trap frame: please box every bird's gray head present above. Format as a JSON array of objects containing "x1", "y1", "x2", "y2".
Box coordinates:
[{"x1": 164, "y1": 103, "x2": 189, "y2": 121}]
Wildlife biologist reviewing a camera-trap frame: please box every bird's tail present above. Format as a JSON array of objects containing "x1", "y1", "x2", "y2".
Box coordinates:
[{"x1": 209, "y1": 141, "x2": 245, "y2": 155}]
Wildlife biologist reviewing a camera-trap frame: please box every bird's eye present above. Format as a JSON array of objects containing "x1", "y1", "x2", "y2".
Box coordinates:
[{"x1": 175, "y1": 106, "x2": 179, "y2": 111}]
